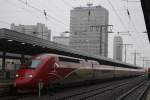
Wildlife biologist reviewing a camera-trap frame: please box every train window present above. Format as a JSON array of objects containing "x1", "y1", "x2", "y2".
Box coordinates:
[
  {"x1": 59, "y1": 57, "x2": 80, "y2": 63},
  {"x1": 23, "y1": 59, "x2": 41, "y2": 69}
]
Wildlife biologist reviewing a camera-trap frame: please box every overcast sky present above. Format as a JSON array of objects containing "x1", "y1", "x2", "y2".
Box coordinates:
[{"x1": 0, "y1": 0, "x2": 149, "y2": 66}]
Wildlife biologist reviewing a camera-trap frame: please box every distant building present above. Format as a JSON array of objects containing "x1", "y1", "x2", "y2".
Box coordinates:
[
  {"x1": 70, "y1": 4, "x2": 109, "y2": 57},
  {"x1": 10, "y1": 23, "x2": 51, "y2": 41},
  {"x1": 53, "y1": 34, "x2": 70, "y2": 46},
  {"x1": 113, "y1": 36, "x2": 123, "y2": 61}
]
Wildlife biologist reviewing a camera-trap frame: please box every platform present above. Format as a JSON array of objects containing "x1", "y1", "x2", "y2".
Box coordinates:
[
  {"x1": 146, "y1": 89, "x2": 150, "y2": 100},
  {"x1": 0, "y1": 81, "x2": 12, "y2": 95}
]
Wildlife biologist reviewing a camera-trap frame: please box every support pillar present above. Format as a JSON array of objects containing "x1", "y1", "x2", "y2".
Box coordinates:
[
  {"x1": 2, "y1": 51, "x2": 6, "y2": 80},
  {"x1": 2, "y1": 51, "x2": 6, "y2": 71},
  {"x1": 21, "y1": 54, "x2": 25, "y2": 64}
]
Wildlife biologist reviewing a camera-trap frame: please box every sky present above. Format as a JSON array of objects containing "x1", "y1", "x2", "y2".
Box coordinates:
[{"x1": 0, "y1": 0, "x2": 149, "y2": 67}]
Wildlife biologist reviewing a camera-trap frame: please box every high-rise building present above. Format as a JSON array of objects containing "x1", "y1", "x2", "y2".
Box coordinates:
[
  {"x1": 70, "y1": 4, "x2": 109, "y2": 57},
  {"x1": 10, "y1": 23, "x2": 51, "y2": 41},
  {"x1": 113, "y1": 36, "x2": 123, "y2": 61},
  {"x1": 53, "y1": 34, "x2": 70, "y2": 46}
]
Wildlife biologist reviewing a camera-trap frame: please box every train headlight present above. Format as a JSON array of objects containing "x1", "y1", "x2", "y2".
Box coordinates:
[
  {"x1": 16, "y1": 74, "x2": 19, "y2": 78},
  {"x1": 28, "y1": 74, "x2": 33, "y2": 78},
  {"x1": 25, "y1": 74, "x2": 33, "y2": 78}
]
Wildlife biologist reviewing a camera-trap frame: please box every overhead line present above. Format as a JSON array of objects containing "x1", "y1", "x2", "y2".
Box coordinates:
[
  {"x1": 0, "y1": 20, "x2": 11, "y2": 25},
  {"x1": 36, "y1": 0, "x2": 67, "y2": 18},
  {"x1": 61, "y1": 0, "x2": 74, "y2": 9},
  {"x1": 6, "y1": 0, "x2": 41, "y2": 19},
  {"x1": 17, "y1": 0, "x2": 69, "y2": 27},
  {"x1": 107, "y1": 0, "x2": 143, "y2": 53},
  {"x1": 121, "y1": 1, "x2": 146, "y2": 53},
  {"x1": 107, "y1": 0, "x2": 129, "y2": 33},
  {"x1": 107, "y1": 0, "x2": 146, "y2": 60},
  {"x1": 107, "y1": 0, "x2": 139, "y2": 39}
]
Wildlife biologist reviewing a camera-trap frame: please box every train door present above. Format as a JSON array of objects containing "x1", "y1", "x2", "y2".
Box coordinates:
[{"x1": 47, "y1": 57, "x2": 60, "y2": 84}]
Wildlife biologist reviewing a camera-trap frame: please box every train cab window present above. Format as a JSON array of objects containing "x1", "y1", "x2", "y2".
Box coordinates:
[
  {"x1": 23, "y1": 59, "x2": 41, "y2": 69},
  {"x1": 59, "y1": 57, "x2": 80, "y2": 63}
]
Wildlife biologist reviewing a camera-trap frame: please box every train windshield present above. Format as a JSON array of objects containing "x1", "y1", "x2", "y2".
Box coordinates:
[{"x1": 23, "y1": 59, "x2": 41, "y2": 69}]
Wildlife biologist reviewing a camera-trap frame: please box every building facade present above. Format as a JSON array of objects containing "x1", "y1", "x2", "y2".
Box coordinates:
[
  {"x1": 70, "y1": 5, "x2": 109, "y2": 57},
  {"x1": 113, "y1": 36, "x2": 123, "y2": 61},
  {"x1": 53, "y1": 34, "x2": 70, "y2": 46},
  {"x1": 10, "y1": 23, "x2": 51, "y2": 41}
]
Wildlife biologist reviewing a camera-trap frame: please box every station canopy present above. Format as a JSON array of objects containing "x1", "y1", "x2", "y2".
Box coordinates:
[
  {"x1": 141, "y1": 0, "x2": 150, "y2": 41},
  {"x1": 0, "y1": 28, "x2": 142, "y2": 69}
]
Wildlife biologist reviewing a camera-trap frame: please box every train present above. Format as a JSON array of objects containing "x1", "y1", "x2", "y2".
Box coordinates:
[
  {"x1": 13, "y1": 54, "x2": 145, "y2": 93},
  {"x1": 148, "y1": 68, "x2": 150, "y2": 78}
]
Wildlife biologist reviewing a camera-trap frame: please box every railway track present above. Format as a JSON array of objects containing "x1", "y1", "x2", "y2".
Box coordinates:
[
  {"x1": 46, "y1": 76, "x2": 145, "y2": 100},
  {"x1": 0, "y1": 88, "x2": 35, "y2": 100},
  {"x1": 59, "y1": 82, "x2": 128, "y2": 100},
  {"x1": 116, "y1": 80, "x2": 150, "y2": 100},
  {"x1": 0, "y1": 76, "x2": 145, "y2": 100},
  {"x1": 0, "y1": 94, "x2": 33, "y2": 100},
  {"x1": 0, "y1": 95, "x2": 30, "y2": 100}
]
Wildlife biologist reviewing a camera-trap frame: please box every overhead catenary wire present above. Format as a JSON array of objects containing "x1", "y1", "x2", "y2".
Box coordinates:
[
  {"x1": 0, "y1": 20, "x2": 12, "y2": 29},
  {"x1": 6, "y1": 0, "x2": 41, "y2": 19},
  {"x1": 0, "y1": 20, "x2": 11, "y2": 25},
  {"x1": 123, "y1": 0, "x2": 138, "y2": 32},
  {"x1": 60, "y1": 0, "x2": 74, "y2": 9},
  {"x1": 107, "y1": 0, "x2": 129, "y2": 33},
  {"x1": 17, "y1": 0, "x2": 69, "y2": 27},
  {"x1": 122, "y1": 0, "x2": 146, "y2": 34},
  {"x1": 121, "y1": 0, "x2": 146, "y2": 52},
  {"x1": 107, "y1": 0, "x2": 141, "y2": 42},
  {"x1": 107, "y1": 0, "x2": 148, "y2": 65},
  {"x1": 123, "y1": 0, "x2": 149, "y2": 61},
  {"x1": 106, "y1": 1, "x2": 135, "y2": 51},
  {"x1": 72, "y1": 0, "x2": 81, "y2": 7},
  {"x1": 33, "y1": 0, "x2": 68, "y2": 31},
  {"x1": 34, "y1": 0, "x2": 69, "y2": 21},
  {"x1": 122, "y1": 0, "x2": 140, "y2": 3}
]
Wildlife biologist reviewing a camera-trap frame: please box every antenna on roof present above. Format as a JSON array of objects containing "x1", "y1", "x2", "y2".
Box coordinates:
[{"x1": 87, "y1": 2, "x2": 93, "y2": 7}]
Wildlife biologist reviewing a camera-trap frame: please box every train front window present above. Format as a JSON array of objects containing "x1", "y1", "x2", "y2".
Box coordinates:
[{"x1": 24, "y1": 59, "x2": 41, "y2": 69}]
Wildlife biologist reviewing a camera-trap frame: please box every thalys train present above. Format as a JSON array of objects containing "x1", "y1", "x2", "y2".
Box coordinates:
[
  {"x1": 13, "y1": 54, "x2": 145, "y2": 92},
  {"x1": 148, "y1": 68, "x2": 150, "y2": 78}
]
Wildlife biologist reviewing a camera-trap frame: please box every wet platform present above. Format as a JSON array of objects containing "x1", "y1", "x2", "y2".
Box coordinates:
[
  {"x1": 146, "y1": 89, "x2": 150, "y2": 100},
  {"x1": 0, "y1": 81, "x2": 13, "y2": 95}
]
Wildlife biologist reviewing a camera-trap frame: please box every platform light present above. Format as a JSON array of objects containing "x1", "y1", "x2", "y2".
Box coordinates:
[
  {"x1": 33, "y1": 44, "x2": 36, "y2": 47},
  {"x1": 8, "y1": 39, "x2": 13, "y2": 42},
  {"x1": 21, "y1": 42, "x2": 25, "y2": 45}
]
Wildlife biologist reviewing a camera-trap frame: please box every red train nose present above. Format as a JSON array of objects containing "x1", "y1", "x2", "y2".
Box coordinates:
[{"x1": 14, "y1": 78, "x2": 32, "y2": 87}]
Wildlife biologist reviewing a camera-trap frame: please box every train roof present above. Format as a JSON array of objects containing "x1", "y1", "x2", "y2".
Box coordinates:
[{"x1": 38, "y1": 54, "x2": 142, "y2": 69}]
